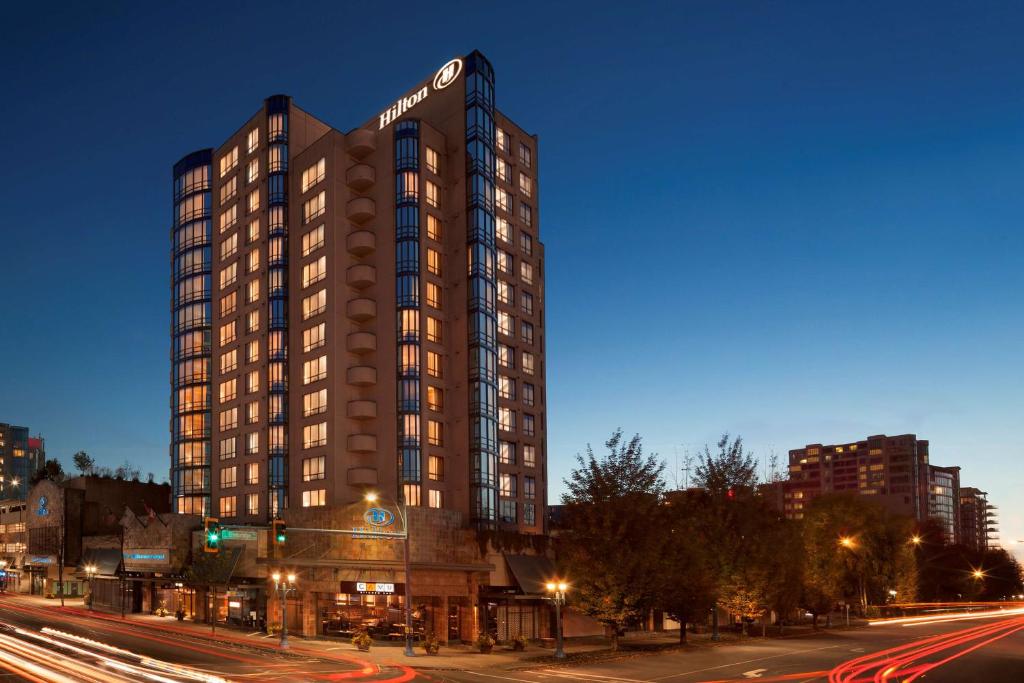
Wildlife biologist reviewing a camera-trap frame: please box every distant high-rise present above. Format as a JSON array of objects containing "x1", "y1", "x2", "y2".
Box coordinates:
[
  {"x1": 170, "y1": 51, "x2": 547, "y2": 533},
  {"x1": 927, "y1": 464, "x2": 960, "y2": 544},
  {"x1": 959, "y1": 487, "x2": 997, "y2": 551},
  {"x1": 0, "y1": 423, "x2": 44, "y2": 500}
]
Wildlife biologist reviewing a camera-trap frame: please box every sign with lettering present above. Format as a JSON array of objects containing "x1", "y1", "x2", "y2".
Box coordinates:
[
  {"x1": 377, "y1": 57, "x2": 464, "y2": 130},
  {"x1": 220, "y1": 527, "x2": 258, "y2": 541},
  {"x1": 341, "y1": 580, "x2": 402, "y2": 595},
  {"x1": 123, "y1": 548, "x2": 171, "y2": 568}
]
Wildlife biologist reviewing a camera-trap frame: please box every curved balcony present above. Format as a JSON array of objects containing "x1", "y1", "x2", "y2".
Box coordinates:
[
  {"x1": 347, "y1": 264, "x2": 376, "y2": 289},
  {"x1": 348, "y1": 434, "x2": 377, "y2": 454},
  {"x1": 347, "y1": 230, "x2": 375, "y2": 256},
  {"x1": 347, "y1": 400, "x2": 377, "y2": 419},
  {"x1": 346, "y1": 164, "x2": 375, "y2": 191},
  {"x1": 348, "y1": 366, "x2": 377, "y2": 387},
  {"x1": 347, "y1": 298, "x2": 376, "y2": 322},
  {"x1": 346, "y1": 129, "x2": 376, "y2": 158},
  {"x1": 347, "y1": 332, "x2": 377, "y2": 354},
  {"x1": 347, "y1": 467, "x2": 378, "y2": 486},
  {"x1": 346, "y1": 197, "x2": 375, "y2": 224}
]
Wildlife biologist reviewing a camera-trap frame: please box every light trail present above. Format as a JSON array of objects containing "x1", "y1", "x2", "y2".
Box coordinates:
[{"x1": 868, "y1": 606, "x2": 1024, "y2": 627}]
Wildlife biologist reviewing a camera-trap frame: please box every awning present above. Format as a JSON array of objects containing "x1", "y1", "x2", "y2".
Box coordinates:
[
  {"x1": 77, "y1": 548, "x2": 121, "y2": 577},
  {"x1": 503, "y1": 554, "x2": 556, "y2": 597}
]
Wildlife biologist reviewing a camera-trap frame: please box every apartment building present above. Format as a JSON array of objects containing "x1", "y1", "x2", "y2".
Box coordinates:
[
  {"x1": 959, "y1": 486, "x2": 997, "y2": 552},
  {"x1": 0, "y1": 424, "x2": 45, "y2": 500}
]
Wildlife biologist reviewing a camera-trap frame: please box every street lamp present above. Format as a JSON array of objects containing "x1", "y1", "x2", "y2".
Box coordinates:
[
  {"x1": 545, "y1": 580, "x2": 569, "y2": 659},
  {"x1": 839, "y1": 536, "x2": 856, "y2": 549},
  {"x1": 972, "y1": 569, "x2": 984, "y2": 580},
  {"x1": 84, "y1": 564, "x2": 97, "y2": 610},
  {"x1": 910, "y1": 535, "x2": 922, "y2": 546},
  {"x1": 271, "y1": 571, "x2": 298, "y2": 649},
  {"x1": 364, "y1": 491, "x2": 414, "y2": 657},
  {"x1": 838, "y1": 536, "x2": 866, "y2": 616}
]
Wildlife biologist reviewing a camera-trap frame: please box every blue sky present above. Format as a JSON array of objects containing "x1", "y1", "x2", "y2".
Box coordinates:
[{"x1": 1, "y1": 2, "x2": 1021, "y2": 556}]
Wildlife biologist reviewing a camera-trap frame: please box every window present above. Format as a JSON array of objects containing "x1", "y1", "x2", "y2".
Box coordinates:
[
  {"x1": 219, "y1": 464, "x2": 236, "y2": 491},
  {"x1": 246, "y1": 462, "x2": 259, "y2": 485},
  {"x1": 426, "y1": 316, "x2": 442, "y2": 343},
  {"x1": 246, "y1": 340, "x2": 259, "y2": 364},
  {"x1": 246, "y1": 158, "x2": 259, "y2": 184},
  {"x1": 499, "y1": 375, "x2": 515, "y2": 400},
  {"x1": 246, "y1": 493, "x2": 259, "y2": 516},
  {"x1": 302, "y1": 255, "x2": 327, "y2": 287},
  {"x1": 269, "y1": 113, "x2": 286, "y2": 141},
  {"x1": 246, "y1": 309, "x2": 259, "y2": 334},
  {"x1": 245, "y1": 400, "x2": 259, "y2": 424},
  {"x1": 220, "y1": 262, "x2": 237, "y2": 288},
  {"x1": 303, "y1": 355, "x2": 327, "y2": 384},
  {"x1": 303, "y1": 191, "x2": 326, "y2": 223},
  {"x1": 220, "y1": 437, "x2": 237, "y2": 461},
  {"x1": 303, "y1": 322, "x2": 326, "y2": 352},
  {"x1": 428, "y1": 490, "x2": 443, "y2": 509},
  {"x1": 219, "y1": 146, "x2": 239, "y2": 177},
  {"x1": 498, "y1": 280, "x2": 513, "y2": 305},
  {"x1": 426, "y1": 214, "x2": 441, "y2": 241},
  {"x1": 303, "y1": 455, "x2": 326, "y2": 481},
  {"x1": 428, "y1": 455, "x2": 444, "y2": 481},
  {"x1": 219, "y1": 496, "x2": 237, "y2": 517},
  {"x1": 523, "y1": 413, "x2": 536, "y2": 437},
  {"x1": 302, "y1": 489, "x2": 326, "y2": 507},
  {"x1": 247, "y1": 188, "x2": 260, "y2": 214},
  {"x1": 499, "y1": 407, "x2": 515, "y2": 431},
  {"x1": 220, "y1": 349, "x2": 238, "y2": 374},
  {"x1": 428, "y1": 420, "x2": 443, "y2": 446},
  {"x1": 220, "y1": 408, "x2": 239, "y2": 432},
  {"x1": 521, "y1": 291, "x2": 534, "y2": 316},
  {"x1": 497, "y1": 250, "x2": 512, "y2": 274},
  {"x1": 498, "y1": 311, "x2": 513, "y2": 336},
  {"x1": 246, "y1": 248, "x2": 260, "y2": 273},
  {"x1": 500, "y1": 473, "x2": 517, "y2": 497},
  {"x1": 522, "y1": 352, "x2": 535, "y2": 375},
  {"x1": 519, "y1": 232, "x2": 532, "y2": 255},
  {"x1": 521, "y1": 321, "x2": 534, "y2": 344},
  {"x1": 220, "y1": 291, "x2": 237, "y2": 317},
  {"x1": 497, "y1": 217, "x2": 512, "y2": 243},
  {"x1": 498, "y1": 344, "x2": 513, "y2": 367},
  {"x1": 524, "y1": 503, "x2": 536, "y2": 526},
  {"x1": 426, "y1": 350, "x2": 442, "y2": 378},
  {"x1": 246, "y1": 128, "x2": 259, "y2": 154},
  {"x1": 404, "y1": 484, "x2": 422, "y2": 507},
  {"x1": 521, "y1": 261, "x2": 534, "y2": 285},
  {"x1": 247, "y1": 219, "x2": 259, "y2": 244},
  {"x1": 219, "y1": 204, "x2": 236, "y2": 233},
  {"x1": 499, "y1": 441, "x2": 515, "y2": 465},
  {"x1": 519, "y1": 172, "x2": 532, "y2": 197},
  {"x1": 302, "y1": 289, "x2": 326, "y2": 319},
  {"x1": 495, "y1": 187, "x2": 510, "y2": 213},
  {"x1": 246, "y1": 278, "x2": 260, "y2": 304},
  {"x1": 426, "y1": 282, "x2": 441, "y2": 309},
  {"x1": 246, "y1": 370, "x2": 259, "y2": 394},
  {"x1": 245, "y1": 431, "x2": 258, "y2": 455},
  {"x1": 303, "y1": 422, "x2": 327, "y2": 449},
  {"x1": 219, "y1": 176, "x2": 236, "y2": 202},
  {"x1": 425, "y1": 146, "x2": 439, "y2": 174},
  {"x1": 496, "y1": 158, "x2": 509, "y2": 182},
  {"x1": 426, "y1": 248, "x2": 442, "y2": 276},
  {"x1": 303, "y1": 388, "x2": 327, "y2": 416},
  {"x1": 269, "y1": 143, "x2": 286, "y2": 172},
  {"x1": 519, "y1": 142, "x2": 532, "y2": 168},
  {"x1": 425, "y1": 180, "x2": 440, "y2": 208},
  {"x1": 301, "y1": 158, "x2": 326, "y2": 193},
  {"x1": 221, "y1": 233, "x2": 238, "y2": 260},
  {"x1": 427, "y1": 386, "x2": 443, "y2": 412},
  {"x1": 524, "y1": 444, "x2": 536, "y2": 467},
  {"x1": 302, "y1": 225, "x2": 324, "y2": 256},
  {"x1": 523, "y1": 383, "x2": 535, "y2": 407},
  {"x1": 496, "y1": 128, "x2": 509, "y2": 152},
  {"x1": 501, "y1": 500, "x2": 517, "y2": 524},
  {"x1": 219, "y1": 378, "x2": 237, "y2": 404},
  {"x1": 519, "y1": 202, "x2": 533, "y2": 227}
]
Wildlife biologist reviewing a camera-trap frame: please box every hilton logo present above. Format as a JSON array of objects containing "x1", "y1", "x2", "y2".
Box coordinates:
[{"x1": 378, "y1": 57, "x2": 465, "y2": 130}]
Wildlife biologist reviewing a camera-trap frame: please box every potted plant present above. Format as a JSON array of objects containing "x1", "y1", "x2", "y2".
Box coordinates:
[
  {"x1": 422, "y1": 632, "x2": 440, "y2": 655},
  {"x1": 511, "y1": 634, "x2": 528, "y2": 651},
  {"x1": 352, "y1": 628, "x2": 372, "y2": 652},
  {"x1": 476, "y1": 632, "x2": 495, "y2": 654},
  {"x1": 176, "y1": 608, "x2": 185, "y2": 621}
]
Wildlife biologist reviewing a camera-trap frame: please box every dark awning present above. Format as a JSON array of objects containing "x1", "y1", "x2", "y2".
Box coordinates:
[
  {"x1": 504, "y1": 554, "x2": 556, "y2": 597},
  {"x1": 78, "y1": 548, "x2": 121, "y2": 577}
]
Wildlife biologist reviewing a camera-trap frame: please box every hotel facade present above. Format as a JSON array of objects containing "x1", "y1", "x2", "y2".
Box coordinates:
[{"x1": 170, "y1": 52, "x2": 552, "y2": 641}]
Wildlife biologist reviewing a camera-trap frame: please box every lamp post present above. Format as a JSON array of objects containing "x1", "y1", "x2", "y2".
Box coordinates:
[
  {"x1": 271, "y1": 571, "x2": 297, "y2": 649},
  {"x1": 365, "y1": 492, "x2": 415, "y2": 657},
  {"x1": 838, "y1": 536, "x2": 866, "y2": 616},
  {"x1": 545, "y1": 581, "x2": 568, "y2": 659},
  {"x1": 84, "y1": 564, "x2": 97, "y2": 610}
]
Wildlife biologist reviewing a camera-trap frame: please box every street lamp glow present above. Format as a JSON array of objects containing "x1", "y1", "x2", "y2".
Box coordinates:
[
  {"x1": 287, "y1": 573, "x2": 296, "y2": 583},
  {"x1": 911, "y1": 535, "x2": 922, "y2": 545},
  {"x1": 973, "y1": 569, "x2": 984, "y2": 580},
  {"x1": 839, "y1": 536, "x2": 856, "y2": 549},
  {"x1": 364, "y1": 492, "x2": 379, "y2": 503},
  {"x1": 546, "y1": 581, "x2": 556, "y2": 591},
  {"x1": 558, "y1": 582, "x2": 568, "y2": 592},
  {"x1": 271, "y1": 572, "x2": 281, "y2": 582}
]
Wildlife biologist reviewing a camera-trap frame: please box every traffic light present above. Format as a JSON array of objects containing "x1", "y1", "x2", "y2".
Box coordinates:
[
  {"x1": 203, "y1": 517, "x2": 221, "y2": 553},
  {"x1": 272, "y1": 518, "x2": 287, "y2": 546}
]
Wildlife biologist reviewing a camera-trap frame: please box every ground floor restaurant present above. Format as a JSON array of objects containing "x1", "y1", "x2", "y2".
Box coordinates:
[{"x1": 314, "y1": 587, "x2": 476, "y2": 643}]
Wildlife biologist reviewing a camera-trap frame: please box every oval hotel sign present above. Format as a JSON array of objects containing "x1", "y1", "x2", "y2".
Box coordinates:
[
  {"x1": 363, "y1": 507, "x2": 395, "y2": 527},
  {"x1": 378, "y1": 57, "x2": 464, "y2": 130}
]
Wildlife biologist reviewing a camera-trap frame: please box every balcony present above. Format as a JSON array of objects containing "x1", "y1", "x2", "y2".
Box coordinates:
[
  {"x1": 347, "y1": 467, "x2": 378, "y2": 486},
  {"x1": 346, "y1": 164, "x2": 375, "y2": 191},
  {"x1": 347, "y1": 230, "x2": 375, "y2": 256},
  {"x1": 346, "y1": 197, "x2": 375, "y2": 224},
  {"x1": 347, "y1": 298, "x2": 376, "y2": 322},
  {"x1": 347, "y1": 264, "x2": 376, "y2": 289},
  {"x1": 346, "y1": 129, "x2": 376, "y2": 158},
  {"x1": 348, "y1": 434, "x2": 377, "y2": 453},
  {"x1": 347, "y1": 365, "x2": 377, "y2": 386},
  {"x1": 347, "y1": 400, "x2": 377, "y2": 419},
  {"x1": 347, "y1": 332, "x2": 377, "y2": 354}
]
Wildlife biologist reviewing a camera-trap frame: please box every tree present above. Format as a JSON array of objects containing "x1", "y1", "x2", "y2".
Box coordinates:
[
  {"x1": 30, "y1": 458, "x2": 66, "y2": 485},
  {"x1": 658, "y1": 493, "x2": 718, "y2": 643},
  {"x1": 72, "y1": 451, "x2": 95, "y2": 476},
  {"x1": 184, "y1": 549, "x2": 241, "y2": 634},
  {"x1": 114, "y1": 460, "x2": 141, "y2": 481},
  {"x1": 692, "y1": 434, "x2": 758, "y2": 496},
  {"x1": 719, "y1": 577, "x2": 766, "y2": 635},
  {"x1": 559, "y1": 429, "x2": 665, "y2": 651}
]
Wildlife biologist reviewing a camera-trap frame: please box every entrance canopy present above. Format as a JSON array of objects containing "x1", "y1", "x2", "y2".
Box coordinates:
[
  {"x1": 503, "y1": 554, "x2": 556, "y2": 598},
  {"x1": 78, "y1": 548, "x2": 121, "y2": 577}
]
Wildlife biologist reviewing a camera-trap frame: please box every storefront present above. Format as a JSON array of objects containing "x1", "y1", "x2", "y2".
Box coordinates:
[
  {"x1": 480, "y1": 554, "x2": 557, "y2": 642},
  {"x1": 317, "y1": 582, "x2": 419, "y2": 640}
]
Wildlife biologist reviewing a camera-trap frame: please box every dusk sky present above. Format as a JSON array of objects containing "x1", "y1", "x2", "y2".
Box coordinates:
[{"x1": 1, "y1": 2, "x2": 1021, "y2": 556}]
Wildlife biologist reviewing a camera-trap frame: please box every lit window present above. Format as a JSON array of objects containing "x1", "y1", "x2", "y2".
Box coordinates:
[
  {"x1": 499, "y1": 375, "x2": 515, "y2": 400},
  {"x1": 426, "y1": 282, "x2": 441, "y2": 309},
  {"x1": 302, "y1": 191, "x2": 326, "y2": 223},
  {"x1": 301, "y1": 158, "x2": 326, "y2": 193},
  {"x1": 219, "y1": 437, "x2": 236, "y2": 461},
  {"x1": 302, "y1": 489, "x2": 326, "y2": 507},
  {"x1": 245, "y1": 400, "x2": 258, "y2": 424},
  {"x1": 496, "y1": 188, "x2": 510, "y2": 213},
  {"x1": 522, "y1": 352, "x2": 535, "y2": 375},
  {"x1": 426, "y1": 316, "x2": 442, "y2": 343},
  {"x1": 425, "y1": 147, "x2": 439, "y2": 174},
  {"x1": 498, "y1": 344, "x2": 513, "y2": 367},
  {"x1": 246, "y1": 128, "x2": 259, "y2": 154},
  {"x1": 219, "y1": 205, "x2": 238, "y2": 233},
  {"x1": 303, "y1": 388, "x2": 327, "y2": 416},
  {"x1": 426, "y1": 350, "x2": 442, "y2": 378},
  {"x1": 303, "y1": 455, "x2": 326, "y2": 481},
  {"x1": 426, "y1": 214, "x2": 441, "y2": 241},
  {"x1": 497, "y1": 218, "x2": 512, "y2": 243},
  {"x1": 245, "y1": 340, "x2": 259, "y2": 364},
  {"x1": 500, "y1": 473, "x2": 517, "y2": 498},
  {"x1": 302, "y1": 289, "x2": 327, "y2": 319},
  {"x1": 496, "y1": 128, "x2": 509, "y2": 152},
  {"x1": 403, "y1": 484, "x2": 421, "y2": 507},
  {"x1": 219, "y1": 495, "x2": 237, "y2": 517},
  {"x1": 246, "y1": 462, "x2": 259, "y2": 485},
  {"x1": 245, "y1": 432, "x2": 258, "y2": 455},
  {"x1": 303, "y1": 355, "x2": 327, "y2": 384},
  {"x1": 427, "y1": 248, "x2": 442, "y2": 276},
  {"x1": 246, "y1": 158, "x2": 259, "y2": 184},
  {"x1": 428, "y1": 490, "x2": 443, "y2": 509},
  {"x1": 220, "y1": 176, "x2": 237, "y2": 203},
  {"x1": 220, "y1": 291, "x2": 237, "y2": 317},
  {"x1": 220, "y1": 349, "x2": 238, "y2": 374},
  {"x1": 398, "y1": 171, "x2": 418, "y2": 201},
  {"x1": 302, "y1": 225, "x2": 325, "y2": 256},
  {"x1": 303, "y1": 422, "x2": 328, "y2": 449},
  {"x1": 425, "y1": 180, "x2": 440, "y2": 208},
  {"x1": 269, "y1": 114, "x2": 286, "y2": 141},
  {"x1": 523, "y1": 445, "x2": 536, "y2": 467},
  {"x1": 496, "y1": 158, "x2": 509, "y2": 182},
  {"x1": 428, "y1": 455, "x2": 444, "y2": 482},
  {"x1": 246, "y1": 370, "x2": 259, "y2": 394},
  {"x1": 219, "y1": 146, "x2": 239, "y2": 177},
  {"x1": 303, "y1": 322, "x2": 326, "y2": 352},
  {"x1": 246, "y1": 309, "x2": 259, "y2": 334},
  {"x1": 246, "y1": 278, "x2": 260, "y2": 304},
  {"x1": 498, "y1": 311, "x2": 513, "y2": 336},
  {"x1": 246, "y1": 249, "x2": 260, "y2": 273},
  {"x1": 219, "y1": 378, "x2": 237, "y2": 404},
  {"x1": 497, "y1": 250, "x2": 512, "y2": 274},
  {"x1": 219, "y1": 320, "x2": 236, "y2": 346},
  {"x1": 498, "y1": 280, "x2": 513, "y2": 305},
  {"x1": 499, "y1": 407, "x2": 515, "y2": 431},
  {"x1": 302, "y1": 256, "x2": 327, "y2": 288},
  {"x1": 428, "y1": 420, "x2": 443, "y2": 446},
  {"x1": 219, "y1": 408, "x2": 238, "y2": 431},
  {"x1": 499, "y1": 441, "x2": 515, "y2": 465},
  {"x1": 246, "y1": 492, "x2": 259, "y2": 516},
  {"x1": 247, "y1": 189, "x2": 260, "y2": 214},
  {"x1": 246, "y1": 219, "x2": 259, "y2": 244},
  {"x1": 427, "y1": 386, "x2": 443, "y2": 412}
]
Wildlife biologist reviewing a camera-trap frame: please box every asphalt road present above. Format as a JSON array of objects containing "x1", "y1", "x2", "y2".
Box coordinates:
[{"x1": 425, "y1": 611, "x2": 1024, "y2": 682}]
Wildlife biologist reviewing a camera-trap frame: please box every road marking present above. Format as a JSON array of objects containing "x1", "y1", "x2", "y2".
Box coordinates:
[
  {"x1": 542, "y1": 673, "x2": 645, "y2": 682},
  {"x1": 649, "y1": 644, "x2": 843, "y2": 680},
  {"x1": 247, "y1": 631, "x2": 263, "y2": 636},
  {"x1": 742, "y1": 670, "x2": 767, "y2": 679},
  {"x1": 463, "y1": 672, "x2": 543, "y2": 682}
]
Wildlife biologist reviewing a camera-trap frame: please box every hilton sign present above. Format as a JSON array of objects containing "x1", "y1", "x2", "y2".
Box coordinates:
[{"x1": 377, "y1": 57, "x2": 463, "y2": 130}]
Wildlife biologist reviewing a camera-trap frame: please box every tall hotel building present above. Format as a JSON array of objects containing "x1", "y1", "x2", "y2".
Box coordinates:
[{"x1": 171, "y1": 52, "x2": 546, "y2": 534}]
